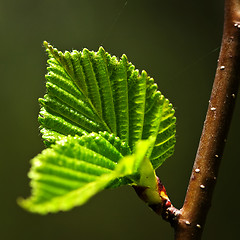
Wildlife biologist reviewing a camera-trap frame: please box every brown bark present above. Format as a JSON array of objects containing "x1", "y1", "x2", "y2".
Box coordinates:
[{"x1": 174, "y1": 0, "x2": 240, "y2": 239}]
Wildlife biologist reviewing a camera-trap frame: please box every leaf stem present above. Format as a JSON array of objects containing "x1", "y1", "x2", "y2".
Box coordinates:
[
  {"x1": 134, "y1": 177, "x2": 181, "y2": 227},
  {"x1": 174, "y1": 0, "x2": 240, "y2": 239}
]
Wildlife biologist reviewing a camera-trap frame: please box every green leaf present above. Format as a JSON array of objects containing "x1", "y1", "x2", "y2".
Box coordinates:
[
  {"x1": 18, "y1": 133, "x2": 153, "y2": 214},
  {"x1": 111, "y1": 54, "x2": 129, "y2": 142},
  {"x1": 41, "y1": 41, "x2": 176, "y2": 168},
  {"x1": 128, "y1": 69, "x2": 146, "y2": 149},
  {"x1": 20, "y1": 42, "x2": 177, "y2": 214},
  {"x1": 93, "y1": 47, "x2": 117, "y2": 134}
]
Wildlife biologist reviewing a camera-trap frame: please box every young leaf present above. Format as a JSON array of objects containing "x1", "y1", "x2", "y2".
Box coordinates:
[
  {"x1": 20, "y1": 42, "x2": 177, "y2": 214},
  {"x1": 40, "y1": 41, "x2": 176, "y2": 168},
  {"x1": 18, "y1": 134, "x2": 153, "y2": 214}
]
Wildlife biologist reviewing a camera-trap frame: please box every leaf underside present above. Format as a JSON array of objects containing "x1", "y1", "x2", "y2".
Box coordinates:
[{"x1": 19, "y1": 42, "x2": 176, "y2": 214}]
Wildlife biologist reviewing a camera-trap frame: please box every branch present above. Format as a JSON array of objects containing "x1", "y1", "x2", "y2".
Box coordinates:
[{"x1": 175, "y1": 0, "x2": 240, "y2": 239}]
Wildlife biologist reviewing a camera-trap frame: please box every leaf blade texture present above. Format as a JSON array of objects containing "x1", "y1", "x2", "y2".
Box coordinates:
[
  {"x1": 19, "y1": 134, "x2": 152, "y2": 214},
  {"x1": 20, "y1": 41, "x2": 176, "y2": 213},
  {"x1": 40, "y1": 41, "x2": 176, "y2": 167}
]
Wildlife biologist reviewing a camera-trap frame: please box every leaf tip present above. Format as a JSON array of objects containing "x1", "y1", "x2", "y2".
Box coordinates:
[
  {"x1": 82, "y1": 48, "x2": 90, "y2": 54},
  {"x1": 121, "y1": 54, "x2": 128, "y2": 62},
  {"x1": 43, "y1": 40, "x2": 49, "y2": 49},
  {"x1": 141, "y1": 70, "x2": 148, "y2": 78},
  {"x1": 17, "y1": 197, "x2": 30, "y2": 212},
  {"x1": 98, "y1": 46, "x2": 105, "y2": 53},
  {"x1": 17, "y1": 197, "x2": 48, "y2": 215}
]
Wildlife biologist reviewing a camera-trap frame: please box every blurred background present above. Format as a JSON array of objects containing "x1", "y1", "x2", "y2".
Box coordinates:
[{"x1": 1, "y1": 0, "x2": 239, "y2": 239}]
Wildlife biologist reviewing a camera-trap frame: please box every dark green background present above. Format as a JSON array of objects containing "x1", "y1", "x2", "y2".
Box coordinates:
[{"x1": 1, "y1": 0, "x2": 239, "y2": 239}]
